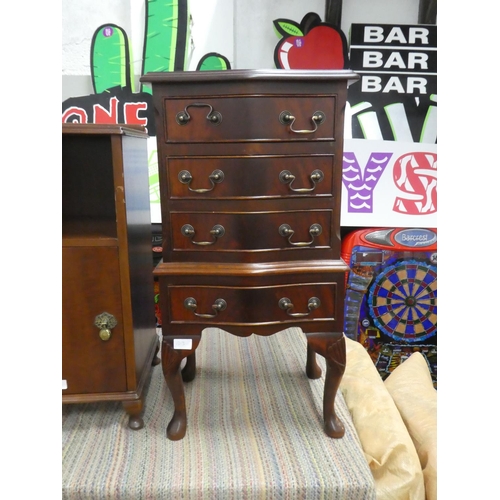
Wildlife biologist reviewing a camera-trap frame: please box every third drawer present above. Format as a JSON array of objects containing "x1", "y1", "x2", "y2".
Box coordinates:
[{"x1": 168, "y1": 210, "x2": 335, "y2": 253}]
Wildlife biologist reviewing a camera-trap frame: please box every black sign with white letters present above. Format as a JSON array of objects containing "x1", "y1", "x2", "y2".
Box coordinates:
[{"x1": 347, "y1": 24, "x2": 437, "y2": 143}]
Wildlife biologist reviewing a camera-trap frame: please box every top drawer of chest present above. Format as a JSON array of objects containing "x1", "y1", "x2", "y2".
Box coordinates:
[{"x1": 161, "y1": 95, "x2": 337, "y2": 143}]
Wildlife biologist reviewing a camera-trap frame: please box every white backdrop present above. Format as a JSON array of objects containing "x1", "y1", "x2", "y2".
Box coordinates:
[
  {"x1": 62, "y1": 0, "x2": 419, "y2": 82},
  {"x1": 62, "y1": 0, "x2": 427, "y2": 225}
]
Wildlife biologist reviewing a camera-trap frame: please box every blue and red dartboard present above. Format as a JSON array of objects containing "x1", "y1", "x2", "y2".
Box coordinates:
[{"x1": 368, "y1": 260, "x2": 437, "y2": 342}]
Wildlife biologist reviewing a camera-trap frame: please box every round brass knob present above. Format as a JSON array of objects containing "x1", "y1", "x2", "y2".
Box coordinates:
[
  {"x1": 99, "y1": 329, "x2": 112, "y2": 341},
  {"x1": 94, "y1": 312, "x2": 117, "y2": 342}
]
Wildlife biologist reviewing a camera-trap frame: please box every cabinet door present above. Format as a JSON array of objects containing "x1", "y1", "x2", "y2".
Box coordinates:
[{"x1": 62, "y1": 246, "x2": 127, "y2": 395}]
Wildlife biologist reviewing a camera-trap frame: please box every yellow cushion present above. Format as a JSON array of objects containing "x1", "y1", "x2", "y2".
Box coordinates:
[
  {"x1": 384, "y1": 352, "x2": 437, "y2": 500},
  {"x1": 340, "y1": 338, "x2": 425, "y2": 500}
]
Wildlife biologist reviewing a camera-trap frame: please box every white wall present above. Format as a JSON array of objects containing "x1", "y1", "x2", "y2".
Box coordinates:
[
  {"x1": 188, "y1": 0, "x2": 234, "y2": 70},
  {"x1": 341, "y1": 0, "x2": 418, "y2": 36},
  {"x1": 62, "y1": 0, "x2": 132, "y2": 76},
  {"x1": 62, "y1": 0, "x2": 421, "y2": 98},
  {"x1": 62, "y1": 0, "x2": 133, "y2": 99}
]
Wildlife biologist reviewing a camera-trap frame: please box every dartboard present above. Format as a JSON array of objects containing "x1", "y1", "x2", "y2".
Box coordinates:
[{"x1": 368, "y1": 260, "x2": 437, "y2": 342}]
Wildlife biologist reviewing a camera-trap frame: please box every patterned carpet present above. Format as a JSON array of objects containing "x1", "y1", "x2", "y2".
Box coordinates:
[{"x1": 62, "y1": 327, "x2": 376, "y2": 499}]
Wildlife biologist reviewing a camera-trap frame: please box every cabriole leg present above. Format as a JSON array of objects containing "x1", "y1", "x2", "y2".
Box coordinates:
[
  {"x1": 161, "y1": 335, "x2": 201, "y2": 440},
  {"x1": 182, "y1": 352, "x2": 196, "y2": 382},
  {"x1": 305, "y1": 332, "x2": 346, "y2": 438},
  {"x1": 306, "y1": 343, "x2": 322, "y2": 379}
]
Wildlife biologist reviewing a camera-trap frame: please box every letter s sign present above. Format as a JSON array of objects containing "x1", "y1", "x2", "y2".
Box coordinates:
[{"x1": 392, "y1": 152, "x2": 437, "y2": 215}]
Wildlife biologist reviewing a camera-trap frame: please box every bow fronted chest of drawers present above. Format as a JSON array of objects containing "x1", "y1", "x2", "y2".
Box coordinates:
[{"x1": 140, "y1": 69, "x2": 358, "y2": 440}]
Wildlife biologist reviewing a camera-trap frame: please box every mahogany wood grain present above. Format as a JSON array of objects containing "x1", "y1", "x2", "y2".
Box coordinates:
[{"x1": 141, "y1": 69, "x2": 359, "y2": 440}]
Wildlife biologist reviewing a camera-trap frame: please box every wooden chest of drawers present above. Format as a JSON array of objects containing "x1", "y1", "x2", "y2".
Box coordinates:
[{"x1": 141, "y1": 69, "x2": 358, "y2": 440}]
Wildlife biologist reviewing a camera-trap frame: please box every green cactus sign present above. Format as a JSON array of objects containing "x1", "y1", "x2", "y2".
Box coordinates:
[
  {"x1": 91, "y1": 24, "x2": 134, "y2": 94},
  {"x1": 62, "y1": 0, "x2": 231, "y2": 132},
  {"x1": 63, "y1": 0, "x2": 191, "y2": 133},
  {"x1": 62, "y1": 0, "x2": 230, "y2": 217}
]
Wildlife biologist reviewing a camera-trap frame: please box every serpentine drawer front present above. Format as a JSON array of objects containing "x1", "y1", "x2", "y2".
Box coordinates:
[
  {"x1": 163, "y1": 96, "x2": 337, "y2": 143},
  {"x1": 167, "y1": 283, "x2": 339, "y2": 326},
  {"x1": 167, "y1": 155, "x2": 335, "y2": 199},
  {"x1": 169, "y1": 210, "x2": 333, "y2": 253},
  {"x1": 141, "y1": 69, "x2": 358, "y2": 441}
]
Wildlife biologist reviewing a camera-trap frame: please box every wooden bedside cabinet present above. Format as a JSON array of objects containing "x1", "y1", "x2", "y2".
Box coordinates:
[
  {"x1": 62, "y1": 124, "x2": 160, "y2": 429},
  {"x1": 140, "y1": 69, "x2": 359, "y2": 440}
]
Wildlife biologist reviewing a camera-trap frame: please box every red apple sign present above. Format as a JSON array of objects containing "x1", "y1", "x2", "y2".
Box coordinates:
[{"x1": 273, "y1": 19, "x2": 348, "y2": 70}]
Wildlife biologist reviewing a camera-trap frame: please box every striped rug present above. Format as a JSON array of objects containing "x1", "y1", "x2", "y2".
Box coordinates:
[{"x1": 62, "y1": 327, "x2": 376, "y2": 500}]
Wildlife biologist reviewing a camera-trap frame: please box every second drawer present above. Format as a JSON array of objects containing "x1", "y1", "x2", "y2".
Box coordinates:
[{"x1": 167, "y1": 155, "x2": 336, "y2": 199}]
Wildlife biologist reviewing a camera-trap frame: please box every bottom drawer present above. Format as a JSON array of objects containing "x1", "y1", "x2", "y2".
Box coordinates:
[{"x1": 167, "y1": 283, "x2": 339, "y2": 327}]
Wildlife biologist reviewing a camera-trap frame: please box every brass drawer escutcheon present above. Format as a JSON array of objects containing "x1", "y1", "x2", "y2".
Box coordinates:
[
  {"x1": 279, "y1": 169, "x2": 324, "y2": 193},
  {"x1": 181, "y1": 223, "x2": 225, "y2": 246},
  {"x1": 176, "y1": 102, "x2": 222, "y2": 126},
  {"x1": 178, "y1": 169, "x2": 224, "y2": 193},
  {"x1": 184, "y1": 297, "x2": 227, "y2": 318},
  {"x1": 279, "y1": 110, "x2": 326, "y2": 134},
  {"x1": 94, "y1": 312, "x2": 117, "y2": 341},
  {"x1": 279, "y1": 223, "x2": 322, "y2": 247},
  {"x1": 278, "y1": 297, "x2": 321, "y2": 317}
]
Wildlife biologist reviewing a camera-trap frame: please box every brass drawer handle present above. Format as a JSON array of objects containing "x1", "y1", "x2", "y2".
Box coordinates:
[
  {"x1": 279, "y1": 110, "x2": 325, "y2": 134},
  {"x1": 184, "y1": 297, "x2": 227, "y2": 318},
  {"x1": 94, "y1": 312, "x2": 117, "y2": 341},
  {"x1": 176, "y1": 103, "x2": 222, "y2": 126},
  {"x1": 279, "y1": 297, "x2": 321, "y2": 317},
  {"x1": 279, "y1": 223, "x2": 322, "y2": 247},
  {"x1": 279, "y1": 169, "x2": 324, "y2": 192},
  {"x1": 181, "y1": 224, "x2": 225, "y2": 246},
  {"x1": 178, "y1": 169, "x2": 224, "y2": 193}
]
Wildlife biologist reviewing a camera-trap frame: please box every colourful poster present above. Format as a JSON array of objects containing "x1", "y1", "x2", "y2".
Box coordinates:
[
  {"x1": 341, "y1": 139, "x2": 437, "y2": 227},
  {"x1": 344, "y1": 24, "x2": 437, "y2": 227}
]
